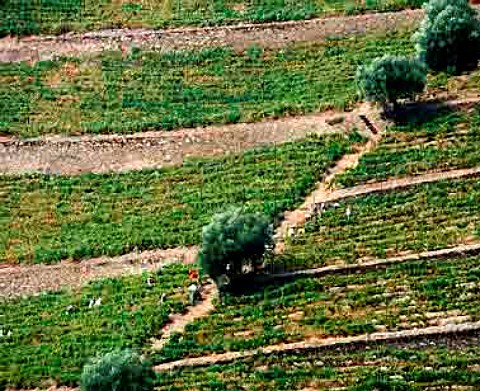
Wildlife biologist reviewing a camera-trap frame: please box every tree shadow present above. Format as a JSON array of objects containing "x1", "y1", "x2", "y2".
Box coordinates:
[
  {"x1": 226, "y1": 259, "x2": 319, "y2": 297},
  {"x1": 382, "y1": 99, "x2": 460, "y2": 127}
]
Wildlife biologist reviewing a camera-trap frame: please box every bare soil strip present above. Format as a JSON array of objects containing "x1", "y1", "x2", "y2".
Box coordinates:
[
  {"x1": 325, "y1": 165, "x2": 480, "y2": 203},
  {"x1": 153, "y1": 321, "x2": 480, "y2": 372},
  {"x1": 0, "y1": 9, "x2": 424, "y2": 63},
  {"x1": 0, "y1": 110, "x2": 355, "y2": 176},
  {"x1": 0, "y1": 246, "x2": 197, "y2": 300},
  {"x1": 274, "y1": 95, "x2": 480, "y2": 251},
  {"x1": 274, "y1": 104, "x2": 383, "y2": 252},
  {"x1": 267, "y1": 243, "x2": 480, "y2": 281}
]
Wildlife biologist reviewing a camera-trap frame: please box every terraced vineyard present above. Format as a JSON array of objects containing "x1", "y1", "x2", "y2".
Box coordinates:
[
  {"x1": 336, "y1": 104, "x2": 480, "y2": 187},
  {"x1": 153, "y1": 254, "x2": 480, "y2": 362},
  {"x1": 156, "y1": 335, "x2": 480, "y2": 390},
  {"x1": 0, "y1": 31, "x2": 415, "y2": 137},
  {"x1": 283, "y1": 176, "x2": 480, "y2": 269},
  {"x1": 2, "y1": 0, "x2": 480, "y2": 389},
  {"x1": 0, "y1": 263, "x2": 189, "y2": 388},
  {"x1": 0, "y1": 0, "x2": 425, "y2": 36},
  {"x1": 0, "y1": 133, "x2": 361, "y2": 264}
]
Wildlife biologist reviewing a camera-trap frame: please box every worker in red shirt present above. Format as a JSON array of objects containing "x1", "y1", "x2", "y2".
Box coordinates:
[{"x1": 187, "y1": 268, "x2": 201, "y2": 305}]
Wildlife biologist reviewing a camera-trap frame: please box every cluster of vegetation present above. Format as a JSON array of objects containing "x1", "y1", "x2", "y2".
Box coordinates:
[
  {"x1": 0, "y1": 133, "x2": 360, "y2": 264},
  {"x1": 81, "y1": 350, "x2": 155, "y2": 391},
  {"x1": 154, "y1": 254, "x2": 480, "y2": 361},
  {"x1": 0, "y1": 31, "x2": 416, "y2": 137},
  {"x1": 0, "y1": 0, "x2": 426, "y2": 36},
  {"x1": 356, "y1": 0, "x2": 480, "y2": 110},
  {"x1": 156, "y1": 338, "x2": 480, "y2": 390},
  {"x1": 356, "y1": 55, "x2": 427, "y2": 111},
  {"x1": 284, "y1": 176, "x2": 480, "y2": 268},
  {"x1": 0, "y1": 263, "x2": 189, "y2": 388},
  {"x1": 198, "y1": 207, "x2": 273, "y2": 287},
  {"x1": 336, "y1": 104, "x2": 480, "y2": 186},
  {"x1": 414, "y1": 0, "x2": 480, "y2": 73}
]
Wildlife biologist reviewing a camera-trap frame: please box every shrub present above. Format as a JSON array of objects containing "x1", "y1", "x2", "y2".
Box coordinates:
[
  {"x1": 197, "y1": 208, "x2": 273, "y2": 284},
  {"x1": 80, "y1": 350, "x2": 155, "y2": 391},
  {"x1": 413, "y1": 0, "x2": 480, "y2": 72},
  {"x1": 355, "y1": 55, "x2": 427, "y2": 110}
]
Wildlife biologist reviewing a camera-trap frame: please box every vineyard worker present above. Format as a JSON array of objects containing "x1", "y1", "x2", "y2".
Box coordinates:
[
  {"x1": 188, "y1": 283, "x2": 199, "y2": 305},
  {"x1": 187, "y1": 268, "x2": 201, "y2": 305}
]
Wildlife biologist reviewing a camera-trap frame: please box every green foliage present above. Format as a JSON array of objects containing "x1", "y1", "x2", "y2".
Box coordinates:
[
  {"x1": 1, "y1": 264, "x2": 189, "y2": 388},
  {"x1": 351, "y1": 374, "x2": 416, "y2": 390},
  {"x1": 0, "y1": 0, "x2": 426, "y2": 36},
  {"x1": 0, "y1": 0, "x2": 82, "y2": 36},
  {"x1": 0, "y1": 32, "x2": 415, "y2": 137},
  {"x1": 355, "y1": 55, "x2": 427, "y2": 108},
  {"x1": 198, "y1": 208, "x2": 273, "y2": 282},
  {"x1": 413, "y1": 0, "x2": 480, "y2": 72},
  {"x1": 80, "y1": 350, "x2": 155, "y2": 391},
  {"x1": 335, "y1": 105, "x2": 480, "y2": 187},
  {"x1": 286, "y1": 176, "x2": 480, "y2": 268},
  {"x1": 0, "y1": 135, "x2": 355, "y2": 264},
  {"x1": 156, "y1": 342, "x2": 480, "y2": 390}
]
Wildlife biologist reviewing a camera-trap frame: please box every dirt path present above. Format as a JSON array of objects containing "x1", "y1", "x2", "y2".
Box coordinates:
[
  {"x1": 274, "y1": 104, "x2": 384, "y2": 252},
  {"x1": 267, "y1": 242, "x2": 480, "y2": 280},
  {"x1": 0, "y1": 9, "x2": 424, "y2": 63},
  {"x1": 1, "y1": 92, "x2": 477, "y2": 177},
  {"x1": 153, "y1": 320, "x2": 480, "y2": 372},
  {"x1": 274, "y1": 95, "x2": 480, "y2": 251},
  {"x1": 149, "y1": 283, "x2": 218, "y2": 352},
  {"x1": 325, "y1": 165, "x2": 480, "y2": 203},
  {"x1": 0, "y1": 109, "x2": 358, "y2": 176},
  {"x1": 0, "y1": 246, "x2": 197, "y2": 300},
  {"x1": 3, "y1": 97, "x2": 480, "y2": 299}
]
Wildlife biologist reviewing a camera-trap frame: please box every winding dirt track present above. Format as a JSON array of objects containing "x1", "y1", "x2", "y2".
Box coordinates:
[
  {"x1": 0, "y1": 104, "x2": 378, "y2": 299},
  {"x1": 0, "y1": 8, "x2": 424, "y2": 63}
]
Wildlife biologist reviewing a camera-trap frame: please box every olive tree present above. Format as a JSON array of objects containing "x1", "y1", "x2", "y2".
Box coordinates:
[
  {"x1": 413, "y1": 0, "x2": 480, "y2": 72},
  {"x1": 80, "y1": 350, "x2": 155, "y2": 391},
  {"x1": 356, "y1": 55, "x2": 427, "y2": 111},
  {"x1": 197, "y1": 208, "x2": 273, "y2": 287}
]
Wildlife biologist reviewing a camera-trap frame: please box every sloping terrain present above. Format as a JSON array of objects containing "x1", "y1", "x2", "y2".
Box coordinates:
[{"x1": 3, "y1": 1, "x2": 480, "y2": 390}]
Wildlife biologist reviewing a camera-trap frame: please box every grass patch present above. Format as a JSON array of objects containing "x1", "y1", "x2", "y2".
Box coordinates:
[
  {"x1": 0, "y1": 263, "x2": 189, "y2": 388},
  {"x1": 336, "y1": 104, "x2": 480, "y2": 187},
  {"x1": 0, "y1": 133, "x2": 361, "y2": 264},
  {"x1": 0, "y1": 0, "x2": 426, "y2": 36},
  {"x1": 0, "y1": 31, "x2": 416, "y2": 137},
  {"x1": 283, "y1": 176, "x2": 480, "y2": 269},
  {"x1": 154, "y1": 254, "x2": 480, "y2": 362}
]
